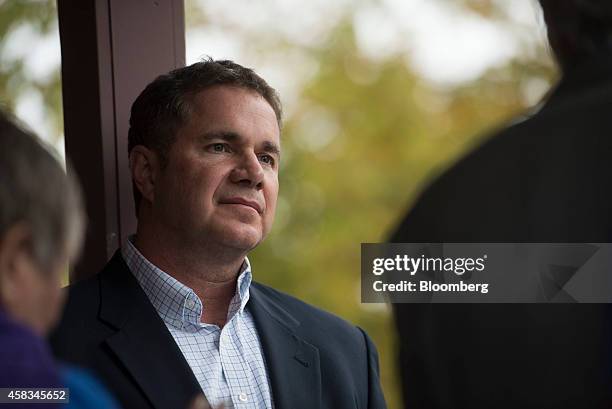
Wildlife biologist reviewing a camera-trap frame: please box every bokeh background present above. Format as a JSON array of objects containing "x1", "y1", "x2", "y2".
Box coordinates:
[{"x1": 0, "y1": 1, "x2": 557, "y2": 407}]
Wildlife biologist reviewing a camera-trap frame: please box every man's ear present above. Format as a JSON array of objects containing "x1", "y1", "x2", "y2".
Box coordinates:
[
  {"x1": 0, "y1": 224, "x2": 34, "y2": 306},
  {"x1": 129, "y1": 146, "x2": 159, "y2": 204}
]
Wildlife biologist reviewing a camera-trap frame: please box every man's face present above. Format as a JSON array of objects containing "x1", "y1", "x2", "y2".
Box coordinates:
[{"x1": 152, "y1": 85, "x2": 280, "y2": 252}]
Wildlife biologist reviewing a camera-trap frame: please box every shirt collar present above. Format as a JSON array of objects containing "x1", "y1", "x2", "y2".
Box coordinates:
[{"x1": 121, "y1": 235, "x2": 252, "y2": 329}]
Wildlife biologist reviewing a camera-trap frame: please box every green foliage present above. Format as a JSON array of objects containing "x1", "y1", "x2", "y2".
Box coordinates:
[{"x1": 0, "y1": 0, "x2": 63, "y2": 141}]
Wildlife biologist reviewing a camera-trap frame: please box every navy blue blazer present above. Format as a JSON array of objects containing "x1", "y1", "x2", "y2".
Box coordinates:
[{"x1": 50, "y1": 251, "x2": 386, "y2": 409}]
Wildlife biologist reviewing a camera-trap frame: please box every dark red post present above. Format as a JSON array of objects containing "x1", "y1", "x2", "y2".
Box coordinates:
[{"x1": 57, "y1": 0, "x2": 185, "y2": 281}]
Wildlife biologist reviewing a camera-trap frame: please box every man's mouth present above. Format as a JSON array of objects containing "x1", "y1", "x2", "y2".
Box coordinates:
[{"x1": 219, "y1": 198, "x2": 263, "y2": 214}]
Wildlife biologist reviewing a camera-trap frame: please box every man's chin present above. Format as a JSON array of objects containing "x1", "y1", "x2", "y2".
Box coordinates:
[{"x1": 216, "y1": 225, "x2": 264, "y2": 252}]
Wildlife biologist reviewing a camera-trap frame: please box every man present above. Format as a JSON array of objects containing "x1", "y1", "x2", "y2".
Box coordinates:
[
  {"x1": 0, "y1": 110, "x2": 84, "y2": 406},
  {"x1": 51, "y1": 59, "x2": 386, "y2": 409},
  {"x1": 392, "y1": 1, "x2": 612, "y2": 408}
]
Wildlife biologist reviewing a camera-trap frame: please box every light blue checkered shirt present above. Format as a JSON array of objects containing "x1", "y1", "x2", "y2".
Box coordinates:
[{"x1": 122, "y1": 236, "x2": 274, "y2": 409}]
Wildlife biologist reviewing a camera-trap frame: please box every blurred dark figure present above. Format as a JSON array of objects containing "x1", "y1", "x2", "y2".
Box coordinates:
[
  {"x1": 392, "y1": 1, "x2": 612, "y2": 408},
  {"x1": 0, "y1": 110, "x2": 84, "y2": 407}
]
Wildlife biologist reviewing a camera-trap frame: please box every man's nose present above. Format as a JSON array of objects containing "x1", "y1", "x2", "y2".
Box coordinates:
[{"x1": 229, "y1": 152, "x2": 264, "y2": 188}]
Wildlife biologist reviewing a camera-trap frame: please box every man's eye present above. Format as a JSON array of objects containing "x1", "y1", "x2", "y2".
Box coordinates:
[
  {"x1": 209, "y1": 143, "x2": 229, "y2": 153},
  {"x1": 259, "y1": 154, "x2": 275, "y2": 166}
]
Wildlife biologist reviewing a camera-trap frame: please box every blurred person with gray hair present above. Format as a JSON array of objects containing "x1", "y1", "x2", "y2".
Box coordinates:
[
  {"x1": 0, "y1": 109, "x2": 84, "y2": 404},
  {"x1": 0, "y1": 110, "x2": 138, "y2": 409},
  {"x1": 392, "y1": 1, "x2": 612, "y2": 408}
]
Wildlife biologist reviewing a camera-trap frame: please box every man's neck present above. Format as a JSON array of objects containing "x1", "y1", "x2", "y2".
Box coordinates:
[{"x1": 134, "y1": 225, "x2": 247, "y2": 327}]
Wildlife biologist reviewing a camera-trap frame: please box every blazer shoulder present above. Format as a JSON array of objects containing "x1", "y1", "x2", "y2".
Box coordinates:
[
  {"x1": 50, "y1": 255, "x2": 127, "y2": 355},
  {"x1": 251, "y1": 281, "x2": 364, "y2": 341},
  {"x1": 60, "y1": 250, "x2": 130, "y2": 319},
  {"x1": 53, "y1": 274, "x2": 102, "y2": 329}
]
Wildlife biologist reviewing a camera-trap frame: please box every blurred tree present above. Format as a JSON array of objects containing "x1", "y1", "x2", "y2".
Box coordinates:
[{"x1": 0, "y1": 0, "x2": 63, "y2": 145}]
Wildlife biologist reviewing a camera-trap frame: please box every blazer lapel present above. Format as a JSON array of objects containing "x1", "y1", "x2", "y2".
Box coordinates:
[
  {"x1": 248, "y1": 284, "x2": 322, "y2": 409},
  {"x1": 98, "y1": 252, "x2": 202, "y2": 409}
]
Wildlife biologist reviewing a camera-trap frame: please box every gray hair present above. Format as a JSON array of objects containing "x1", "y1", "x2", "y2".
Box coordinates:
[{"x1": 0, "y1": 110, "x2": 85, "y2": 270}]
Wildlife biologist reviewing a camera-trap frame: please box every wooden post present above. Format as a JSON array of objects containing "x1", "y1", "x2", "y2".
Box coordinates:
[{"x1": 57, "y1": 0, "x2": 185, "y2": 281}]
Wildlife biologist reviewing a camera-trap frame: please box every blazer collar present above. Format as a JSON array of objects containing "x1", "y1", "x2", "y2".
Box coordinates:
[
  {"x1": 248, "y1": 283, "x2": 322, "y2": 409},
  {"x1": 98, "y1": 251, "x2": 202, "y2": 409}
]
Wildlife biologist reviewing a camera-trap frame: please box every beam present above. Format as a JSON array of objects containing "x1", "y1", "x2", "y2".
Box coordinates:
[{"x1": 57, "y1": 0, "x2": 185, "y2": 281}]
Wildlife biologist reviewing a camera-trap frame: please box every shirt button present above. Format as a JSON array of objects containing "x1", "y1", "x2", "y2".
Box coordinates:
[
  {"x1": 186, "y1": 299, "x2": 196, "y2": 309},
  {"x1": 238, "y1": 393, "x2": 248, "y2": 402}
]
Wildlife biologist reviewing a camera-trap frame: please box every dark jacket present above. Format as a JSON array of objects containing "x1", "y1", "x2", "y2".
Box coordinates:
[
  {"x1": 392, "y1": 56, "x2": 612, "y2": 409},
  {"x1": 50, "y1": 251, "x2": 386, "y2": 409}
]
